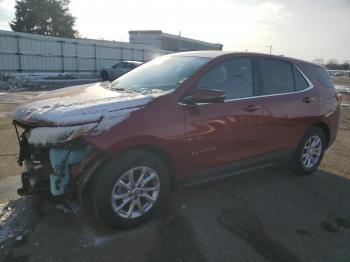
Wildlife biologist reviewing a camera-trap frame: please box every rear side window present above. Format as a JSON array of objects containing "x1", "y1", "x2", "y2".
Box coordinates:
[
  {"x1": 305, "y1": 64, "x2": 334, "y2": 88},
  {"x1": 293, "y1": 67, "x2": 309, "y2": 91},
  {"x1": 260, "y1": 60, "x2": 294, "y2": 95}
]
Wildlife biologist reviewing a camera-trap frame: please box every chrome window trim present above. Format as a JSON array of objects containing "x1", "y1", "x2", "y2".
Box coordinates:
[
  {"x1": 179, "y1": 64, "x2": 314, "y2": 106},
  {"x1": 294, "y1": 64, "x2": 314, "y2": 90}
]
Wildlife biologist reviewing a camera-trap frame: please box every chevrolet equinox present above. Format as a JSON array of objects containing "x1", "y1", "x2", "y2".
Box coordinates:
[{"x1": 12, "y1": 51, "x2": 341, "y2": 228}]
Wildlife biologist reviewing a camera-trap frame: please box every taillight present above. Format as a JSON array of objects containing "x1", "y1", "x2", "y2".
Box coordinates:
[{"x1": 335, "y1": 93, "x2": 342, "y2": 102}]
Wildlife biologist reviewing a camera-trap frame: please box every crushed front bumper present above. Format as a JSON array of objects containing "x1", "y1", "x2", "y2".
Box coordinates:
[{"x1": 15, "y1": 123, "x2": 97, "y2": 210}]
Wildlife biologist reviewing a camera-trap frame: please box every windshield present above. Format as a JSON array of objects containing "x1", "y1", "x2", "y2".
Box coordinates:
[{"x1": 110, "y1": 56, "x2": 210, "y2": 93}]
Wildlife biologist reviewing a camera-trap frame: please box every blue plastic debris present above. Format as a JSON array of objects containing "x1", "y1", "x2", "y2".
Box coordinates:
[{"x1": 49, "y1": 146, "x2": 90, "y2": 196}]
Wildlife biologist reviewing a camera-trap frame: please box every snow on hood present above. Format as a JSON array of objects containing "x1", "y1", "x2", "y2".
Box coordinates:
[
  {"x1": 12, "y1": 82, "x2": 154, "y2": 126},
  {"x1": 12, "y1": 82, "x2": 160, "y2": 146}
]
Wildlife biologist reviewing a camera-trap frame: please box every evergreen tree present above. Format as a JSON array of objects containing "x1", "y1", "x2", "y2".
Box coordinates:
[{"x1": 10, "y1": 0, "x2": 78, "y2": 37}]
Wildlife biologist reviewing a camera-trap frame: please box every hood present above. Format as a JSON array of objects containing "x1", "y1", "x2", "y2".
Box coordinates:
[{"x1": 12, "y1": 82, "x2": 154, "y2": 128}]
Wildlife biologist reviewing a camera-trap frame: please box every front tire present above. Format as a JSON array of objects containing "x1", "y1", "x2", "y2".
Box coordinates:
[
  {"x1": 292, "y1": 127, "x2": 326, "y2": 175},
  {"x1": 89, "y1": 150, "x2": 170, "y2": 229}
]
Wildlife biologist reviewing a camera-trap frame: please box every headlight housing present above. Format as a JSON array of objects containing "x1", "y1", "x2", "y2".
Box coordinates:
[{"x1": 27, "y1": 122, "x2": 98, "y2": 146}]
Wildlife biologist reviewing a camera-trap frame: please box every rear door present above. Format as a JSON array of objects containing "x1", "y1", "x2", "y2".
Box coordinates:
[
  {"x1": 302, "y1": 64, "x2": 341, "y2": 145},
  {"x1": 258, "y1": 58, "x2": 318, "y2": 153},
  {"x1": 183, "y1": 57, "x2": 263, "y2": 173}
]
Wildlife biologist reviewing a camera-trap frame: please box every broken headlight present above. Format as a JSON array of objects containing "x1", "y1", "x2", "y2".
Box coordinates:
[{"x1": 26, "y1": 122, "x2": 98, "y2": 147}]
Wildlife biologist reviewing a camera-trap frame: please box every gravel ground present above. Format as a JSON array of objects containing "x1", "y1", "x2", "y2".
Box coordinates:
[{"x1": 0, "y1": 85, "x2": 350, "y2": 262}]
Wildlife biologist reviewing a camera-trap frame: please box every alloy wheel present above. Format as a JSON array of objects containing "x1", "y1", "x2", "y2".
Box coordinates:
[
  {"x1": 301, "y1": 135, "x2": 322, "y2": 169},
  {"x1": 110, "y1": 166, "x2": 160, "y2": 219}
]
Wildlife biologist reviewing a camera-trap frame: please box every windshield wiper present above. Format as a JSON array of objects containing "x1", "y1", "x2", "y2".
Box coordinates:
[
  {"x1": 111, "y1": 85, "x2": 141, "y2": 94},
  {"x1": 113, "y1": 87, "x2": 125, "y2": 91}
]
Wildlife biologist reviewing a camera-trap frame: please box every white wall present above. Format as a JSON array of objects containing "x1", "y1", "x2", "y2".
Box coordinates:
[{"x1": 0, "y1": 30, "x2": 170, "y2": 72}]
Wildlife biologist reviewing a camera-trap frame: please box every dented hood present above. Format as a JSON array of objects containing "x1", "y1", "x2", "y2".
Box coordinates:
[{"x1": 12, "y1": 82, "x2": 153, "y2": 127}]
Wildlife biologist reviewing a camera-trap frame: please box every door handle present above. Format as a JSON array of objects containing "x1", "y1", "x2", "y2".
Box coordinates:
[
  {"x1": 302, "y1": 97, "x2": 314, "y2": 103},
  {"x1": 244, "y1": 104, "x2": 262, "y2": 112}
]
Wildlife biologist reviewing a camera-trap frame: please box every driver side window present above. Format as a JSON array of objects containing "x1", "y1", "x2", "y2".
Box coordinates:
[{"x1": 197, "y1": 58, "x2": 254, "y2": 100}]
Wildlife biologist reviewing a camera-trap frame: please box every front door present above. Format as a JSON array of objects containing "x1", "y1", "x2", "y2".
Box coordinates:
[{"x1": 183, "y1": 58, "x2": 263, "y2": 173}]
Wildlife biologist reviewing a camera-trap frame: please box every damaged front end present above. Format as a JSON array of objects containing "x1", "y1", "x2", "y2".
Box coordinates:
[{"x1": 14, "y1": 121, "x2": 101, "y2": 214}]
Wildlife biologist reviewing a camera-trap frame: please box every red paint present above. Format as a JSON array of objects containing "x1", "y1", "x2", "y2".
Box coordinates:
[{"x1": 82, "y1": 52, "x2": 340, "y2": 178}]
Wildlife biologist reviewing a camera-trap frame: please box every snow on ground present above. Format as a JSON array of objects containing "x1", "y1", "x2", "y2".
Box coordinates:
[
  {"x1": 0, "y1": 72, "x2": 100, "y2": 91},
  {"x1": 10, "y1": 72, "x2": 99, "y2": 80},
  {"x1": 0, "y1": 197, "x2": 40, "y2": 255},
  {"x1": 335, "y1": 85, "x2": 350, "y2": 94}
]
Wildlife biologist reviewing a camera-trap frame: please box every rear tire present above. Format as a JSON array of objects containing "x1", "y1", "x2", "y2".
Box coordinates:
[
  {"x1": 292, "y1": 127, "x2": 326, "y2": 175},
  {"x1": 101, "y1": 71, "x2": 109, "y2": 81},
  {"x1": 89, "y1": 150, "x2": 169, "y2": 229}
]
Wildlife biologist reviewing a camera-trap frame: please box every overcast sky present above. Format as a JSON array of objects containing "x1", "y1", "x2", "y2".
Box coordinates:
[{"x1": 0, "y1": 0, "x2": 349, "y2": 62}]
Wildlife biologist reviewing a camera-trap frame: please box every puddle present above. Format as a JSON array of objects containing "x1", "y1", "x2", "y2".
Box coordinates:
[
  {"x1": 335, "y1": 217, "x2": 350, "y2": 229},
  {"x1": 218, "y1": 207, "x2": 300, "y2": 262},
  {"x1": 2, "y1": 253, "x2": 28, "y2": 262},
  {"x1": 295, "y1": 228, "x2": 309, "y2": 235},
  {"x1": 320, "y1": 221, "x2": 338, "y2": 233},
  {"x1": 148, "y1": 201, "x2": 207, "y2": 262}
]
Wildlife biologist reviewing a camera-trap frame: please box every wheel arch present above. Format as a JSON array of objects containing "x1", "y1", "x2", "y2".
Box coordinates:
[
  {"x1": 81, "y1": 144, "x2": 177, "y2": 200},
  {"x1": 313, "y1": 122, "x2": 330, "y2": 147},
  {"x1": 124, "y1": 144, "x2": 177, "y2": 189}
]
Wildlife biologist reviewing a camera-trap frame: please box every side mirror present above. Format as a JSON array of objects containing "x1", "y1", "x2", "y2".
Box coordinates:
[{"x1": 182, "y1": 88, "x2": 225, "y2": 104}]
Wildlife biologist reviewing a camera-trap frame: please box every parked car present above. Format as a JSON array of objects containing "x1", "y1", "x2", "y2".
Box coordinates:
[
  {"x1": 100, "y1": 60, "x2": 143, "y2": 81},
  {"x1": 329, "y1": 71, "x2": 345, "y2": 76},
  {"x1": 12, "y1": 51, "x2": 341, "y2": 229}
]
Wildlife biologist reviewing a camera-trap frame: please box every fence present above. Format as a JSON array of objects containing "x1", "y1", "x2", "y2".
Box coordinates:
[{"x1": 0, "y1": 30, "x2": 170, "y2": 73}]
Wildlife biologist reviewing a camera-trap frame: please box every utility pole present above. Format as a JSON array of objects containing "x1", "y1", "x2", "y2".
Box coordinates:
[
  {"x1": 178, "y1": 31, "x2": 181, "y2": 51},
  {"x1": 265, "y1": 45, "x2": 272, "y2": 54}
]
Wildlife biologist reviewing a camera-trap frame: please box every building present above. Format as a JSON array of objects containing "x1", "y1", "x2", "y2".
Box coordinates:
[{"x1": 129, "y1": 30, "x2": 223, "y2": 52}]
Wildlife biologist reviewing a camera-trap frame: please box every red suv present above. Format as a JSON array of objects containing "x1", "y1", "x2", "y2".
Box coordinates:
[{"x1": 12, "y1": 51, "x2": 341, "y2": 228}]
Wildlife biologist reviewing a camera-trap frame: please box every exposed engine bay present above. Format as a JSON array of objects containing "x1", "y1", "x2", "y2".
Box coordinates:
[{"x1": 14, "y1": 121, "x2": 97, "y2": 213}]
